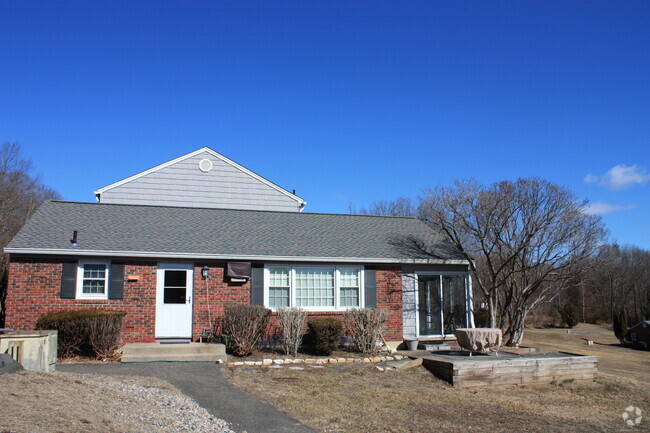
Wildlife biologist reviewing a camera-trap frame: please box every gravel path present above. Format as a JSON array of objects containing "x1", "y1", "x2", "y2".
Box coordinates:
[
  {"x1": 0, "y1": 371, "x2": 237, "y2": 433},
  {"x1": 68, "y1": 374, "x2": 236, "y2": 433}
]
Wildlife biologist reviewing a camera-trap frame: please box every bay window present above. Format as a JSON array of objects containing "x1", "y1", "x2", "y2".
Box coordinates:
[{"x1": 265, "y1": 265, "x2": 363, "y2": 310}]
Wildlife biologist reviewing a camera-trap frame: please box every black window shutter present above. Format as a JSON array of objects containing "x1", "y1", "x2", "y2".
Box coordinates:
[
  {"x1": 251, "y1": 264, "x2": 264, "y2": 305},
  {"x1": 60, "y1": 262, "x2": 77, "y2": 299},
  {"x1": 364, "y1": 267, "x2": 377, "y2": 308},
  {"x1": 109, "y1": 263, "x2": 125, "y2": 299}
]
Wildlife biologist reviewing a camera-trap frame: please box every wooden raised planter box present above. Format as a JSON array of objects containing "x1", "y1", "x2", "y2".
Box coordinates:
[{"x1": 421, "y1": 352, "x2": 598, "y2": 387}]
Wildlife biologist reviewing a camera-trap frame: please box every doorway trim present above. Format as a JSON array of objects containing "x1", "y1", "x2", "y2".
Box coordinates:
[{"x1": 155, "y1": 262, "x2": 194, "y2": 339}]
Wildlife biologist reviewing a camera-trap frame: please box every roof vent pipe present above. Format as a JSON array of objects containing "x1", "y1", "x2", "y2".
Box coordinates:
[{"x1": 70, "y1": 231, "x2": 78, "y2": 247}]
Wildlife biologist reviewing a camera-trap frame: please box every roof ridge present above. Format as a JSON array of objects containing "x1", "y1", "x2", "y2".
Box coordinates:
[{"x1": 47, "y1": 200, "x2": 419, "y2": 220}]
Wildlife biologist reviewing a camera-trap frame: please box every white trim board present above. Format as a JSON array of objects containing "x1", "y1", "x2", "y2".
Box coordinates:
[
  {"x1": 93, "y1": 147, "x2": 307, "y2": 208},
  {"x1": 3, "y1": 247, "x2": 470, "y2": 265}
]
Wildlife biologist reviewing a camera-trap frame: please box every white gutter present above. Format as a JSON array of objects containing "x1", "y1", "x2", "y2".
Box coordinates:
[{"x1": 3, "y1": 247, "x2": 470, "y2": 265}]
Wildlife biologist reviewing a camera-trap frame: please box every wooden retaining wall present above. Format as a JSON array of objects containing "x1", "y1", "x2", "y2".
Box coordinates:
[{"x1": 422, "y1": 353, "x2": 598, "y2": 387}]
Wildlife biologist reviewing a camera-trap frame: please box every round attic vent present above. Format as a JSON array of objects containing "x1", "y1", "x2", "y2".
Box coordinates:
[{"x1": 199, "y1": 158, "x2": 213, "y2": 172}]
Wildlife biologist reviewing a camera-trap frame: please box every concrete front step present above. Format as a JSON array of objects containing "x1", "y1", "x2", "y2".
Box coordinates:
[{"x1": 122, "y1": 342, "x2": 227, "y2": 363}]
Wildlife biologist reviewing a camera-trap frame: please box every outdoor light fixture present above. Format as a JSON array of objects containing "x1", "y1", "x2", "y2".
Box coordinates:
[
  {"x1": 202, "y1": 265, "x2": 209, "y2": 278},
  {"x1": 70, "y1": 230, "x2": 78, "y2": 247}
]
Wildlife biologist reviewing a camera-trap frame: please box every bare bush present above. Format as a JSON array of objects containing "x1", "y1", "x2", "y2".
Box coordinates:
[
  {"x1": 276, "y1": 307, "x2": 307, "y2": 357},
  {"x1": 86, "y1": 313, "x2": 126, "y2": 360},
  {"x1": 36, "y1": 309, "x2": 126, "y2": 359},
  {"x1": 345, "y1": 308, "x2": 388, "y2": 355},
  {"x1": 223, "y1": 305, "x2": 271, "y2": 356}
]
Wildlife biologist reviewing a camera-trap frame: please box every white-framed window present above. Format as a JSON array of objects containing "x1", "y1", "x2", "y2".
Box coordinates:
[
  {"x1": 77, "y1": 261, "x2": 110, "y2": 299},
  {"x1": 264, "y1": 265, "x2": 364, "y2": 311}
]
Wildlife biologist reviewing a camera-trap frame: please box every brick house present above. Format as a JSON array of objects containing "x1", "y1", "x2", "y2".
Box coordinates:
[{"x1": 4, "y1": 147, "x2": 473, "y2": 345}]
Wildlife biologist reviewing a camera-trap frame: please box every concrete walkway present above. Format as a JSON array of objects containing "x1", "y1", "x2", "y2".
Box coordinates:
[{"x1": 58, "y1": 362, "x2": 317, "y2": 433}]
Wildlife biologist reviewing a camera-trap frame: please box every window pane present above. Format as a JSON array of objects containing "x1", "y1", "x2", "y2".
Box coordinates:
[
  {"x1": 164, "y1": 287, "x2": 186, "y2": 304},
  {"x1": 269, "y1": 267, "x2": 290, "y2": 287},
  {"x1": 442, "y1": 275, "x2": 466, "y2": 334},
  {"x1": 269, "y1": 286, "x2": 289, "y2": 307},
  {"x1": 340, "y1": 287, "x2": 359, "y2": 307},
  {"x1": 339, "y1": 268, "x2": 359, "y2": 287},
  {"x1": 418, "y1": 275, "x2": 441, "y2": 335},
  {"x1": 164, "y1": 270, "x2": 187, "y2": 304},
  {"x1": 83, "y1": 264, "x2": 106, "y2": 279},
  {"x1": 164, "y1": 270, "x2": 186, "y2": 287},
  {"x1": 295, "y1": 268, "x2": 334, "y2": 307},
  {"x1": 83, "y1": 280, "x2": 105, "y2": 294}
]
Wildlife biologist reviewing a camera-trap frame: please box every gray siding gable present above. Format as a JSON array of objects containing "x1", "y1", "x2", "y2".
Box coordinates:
[{"x1": 95, "y1": 148, "x2": 306, "y2": 212}]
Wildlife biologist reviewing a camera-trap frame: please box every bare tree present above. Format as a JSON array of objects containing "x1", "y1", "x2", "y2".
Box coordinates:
[
  {"x1": 418, "y1": 178, "x2": 607, "y2": 346},
  {"x1": 0, "y1": 142, "x2": 61, "y2": 325},
  {"x1": 357, "y1": 197, "x2": 416, "y2": 217},
  {"x1": 587, "y1": 244, "x2": 650, "y2": 324}
]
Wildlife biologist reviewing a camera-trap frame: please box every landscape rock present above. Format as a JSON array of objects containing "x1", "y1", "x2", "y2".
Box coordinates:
[{"x1": 0, "y1": 354, "x2": 23, "y2": 375}]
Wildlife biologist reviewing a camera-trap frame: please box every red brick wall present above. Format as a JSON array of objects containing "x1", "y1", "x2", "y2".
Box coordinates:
[
  {"x1": 191, "y1": 263, "x2": 250, "y2": 341},
  {"x1": 376, "y1": 265, "x2": 403, "y2": 340},
  {"x1": 5, "y1": 259, "x2": 404, "y2": 343},
  {"x1": 5, "y1": 259, "x2": 158, "y2": 343}
]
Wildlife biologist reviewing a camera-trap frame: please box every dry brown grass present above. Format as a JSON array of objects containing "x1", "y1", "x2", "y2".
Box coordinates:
[
  {"x1": 523, "y1": 323, "x2": 650, "y2": 383},
  {"x1": 227, "y1": 324, "x2": 650, "y2": 433}
]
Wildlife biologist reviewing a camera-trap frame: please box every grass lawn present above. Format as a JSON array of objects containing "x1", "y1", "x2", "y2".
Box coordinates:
[{"x1": 226, "y1": 324, "x2": 650, "y2": 433}]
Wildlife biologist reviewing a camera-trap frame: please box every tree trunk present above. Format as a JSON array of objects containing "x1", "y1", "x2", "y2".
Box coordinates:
[
  {"x1": 487, "y1": 295, "x2": 497, "y2": 328},
  {"x1": 506, "y1": 308, "x2": 528, "y2": 347}
]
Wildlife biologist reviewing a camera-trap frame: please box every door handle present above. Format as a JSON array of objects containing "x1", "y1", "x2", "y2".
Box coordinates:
[{"x1": 187, "y1": 296, "x2": 191, "y2": 304}]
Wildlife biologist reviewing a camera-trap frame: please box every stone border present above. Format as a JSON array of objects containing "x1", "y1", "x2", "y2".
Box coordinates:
[{"x1": 225, "y1": 354, "x2": 404, "y2": 367}]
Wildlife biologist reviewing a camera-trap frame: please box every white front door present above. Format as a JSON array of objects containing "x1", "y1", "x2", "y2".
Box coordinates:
[{"x1": 156, "y1": 263, "x2": 194, "y2": 339}]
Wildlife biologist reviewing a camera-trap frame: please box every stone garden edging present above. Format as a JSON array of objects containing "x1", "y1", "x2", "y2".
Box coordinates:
[{"x1": 224, "y1": 354, "x2": 404, "y2": 367}]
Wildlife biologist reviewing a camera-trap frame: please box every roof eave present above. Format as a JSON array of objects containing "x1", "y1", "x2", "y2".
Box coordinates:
[{"x1": 3, "y1": 247, "x2": 469, "y2": 265}]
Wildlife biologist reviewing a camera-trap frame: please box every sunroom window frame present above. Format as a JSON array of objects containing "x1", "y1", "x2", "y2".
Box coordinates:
[
  {"x1": 76, "y1": 261, "x2": 110, "y2": 300},
  {"x1": 263, "y1": 264, "x2": 365, "y2": 312}
]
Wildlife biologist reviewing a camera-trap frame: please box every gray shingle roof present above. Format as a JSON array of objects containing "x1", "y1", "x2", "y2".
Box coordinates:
[{"x1": 5, "y1": 201, "x2": 465, "y2": 263}]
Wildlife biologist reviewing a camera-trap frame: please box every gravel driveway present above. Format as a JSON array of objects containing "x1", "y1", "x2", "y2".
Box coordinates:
[{"x1": 58, "y1": 362, "x2": 317, "y2": 433}]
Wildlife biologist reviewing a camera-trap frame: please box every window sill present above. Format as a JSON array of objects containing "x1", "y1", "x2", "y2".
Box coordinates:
[
  {"x1": 267, "y1": 307, "x2": 362, "y2": 313},
  {"x1": 75, "y1": 299, "x2": 110, "y2": 304}
]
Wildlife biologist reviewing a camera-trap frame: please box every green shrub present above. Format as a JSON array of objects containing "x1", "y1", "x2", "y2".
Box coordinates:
[
  {"x1": 36, "y1": 309, "x2": 127, "y2": 359},
  {"x1": 613, "y1": 310, "x2": 629, "y2": 344},
  {"x1": 223, "y1": 305, "x2": 271, "y2": 356},
  {"x1": 560, "y1": 303, "x2": 580, "y2": 328},
  {"x1": 307, "y1": 318, "x2": 342, "y2": 356}
]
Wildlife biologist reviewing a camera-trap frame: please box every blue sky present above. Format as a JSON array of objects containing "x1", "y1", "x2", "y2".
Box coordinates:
[{"x1": 1, "y1": 1, "x2": 649, "y2": 248}]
